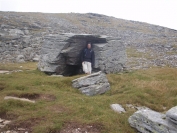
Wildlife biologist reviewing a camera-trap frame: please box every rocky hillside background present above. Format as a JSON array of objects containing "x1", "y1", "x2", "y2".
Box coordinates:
[{"x1": 0, "y1": 11, "x2": 177, "y2": 69}]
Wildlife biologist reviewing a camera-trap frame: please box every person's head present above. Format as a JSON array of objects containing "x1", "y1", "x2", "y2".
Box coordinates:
[{"x1": 87, "y1": 42, "x2": 92, "y2": 49}]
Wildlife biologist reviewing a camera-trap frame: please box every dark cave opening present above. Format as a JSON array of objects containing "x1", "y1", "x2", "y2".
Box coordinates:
[{"x1": 63, "y1": 65, "x2": 83, "y2": 76}]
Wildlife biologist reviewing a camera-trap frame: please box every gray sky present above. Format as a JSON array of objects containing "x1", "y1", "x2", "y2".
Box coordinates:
[{"x1": 0, "y1": 0, "x2": 177, "y2": 30}]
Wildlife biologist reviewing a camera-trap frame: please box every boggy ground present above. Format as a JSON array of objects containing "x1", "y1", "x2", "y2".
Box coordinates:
[{"x1": 0, "y1": 62, "x2": 177, "y2": 133}]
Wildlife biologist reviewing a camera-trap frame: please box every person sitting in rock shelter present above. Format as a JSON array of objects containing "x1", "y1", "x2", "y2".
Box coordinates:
[{"x1": 81, "y1": 42, "x2": 95, "y2": 74}]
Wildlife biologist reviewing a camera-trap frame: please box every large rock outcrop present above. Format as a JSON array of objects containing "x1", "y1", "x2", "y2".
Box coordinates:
[
  {"x1": 128, "y1": 108, "x2": 177, "y2": 133},
  {"x1": 72, "y1": 71, "x2": 110, "y2": 96},
  {"x1": 37, "y1": 33, "x2": 126, "y2": 75}
]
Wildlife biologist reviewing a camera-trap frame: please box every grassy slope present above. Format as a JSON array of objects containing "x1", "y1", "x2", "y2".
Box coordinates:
[{"x1": 0, "y1": 62, "x2": 177, "y2": 133}]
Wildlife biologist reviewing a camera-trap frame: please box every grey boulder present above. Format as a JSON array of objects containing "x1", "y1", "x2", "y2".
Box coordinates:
[
  {"x1": 72, "y1": 71, "x2": 110, "y2": 96},
  {"x1": 128, "y1": 109, "x2": 177, "y2": 133},
  {"x1": 38, "y1": 33, "x2": 126, "y2": 75},
  {"x1": 166, "y1": 106, "x2": 177, "y2": 124}
]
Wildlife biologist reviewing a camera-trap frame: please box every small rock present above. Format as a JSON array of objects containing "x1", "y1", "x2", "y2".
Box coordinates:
[
  {"x1": 110, "y1": 104, "x2": 126, "y2": 113},
  {"x1": 4, "y1": 96, "x2": 35, "y2": 103},
  {"x1": 16, "y1": 55, "x2": 25, "y2": 63},
  {"x1": 18, "y1": 128, "x2": 26, "y2": 131},
  {"x1": 0, "y1": 118, "x2": 4, "y2": 123},
  {"x1": 32, "y1": 57, "x2": 39, "y2": 62},
  {"x1": 126, "y1": 104, "x2": 135, "y2": 109},
  {"x1": 3, "y1": 120, "x2": 11, "y2": 125}
]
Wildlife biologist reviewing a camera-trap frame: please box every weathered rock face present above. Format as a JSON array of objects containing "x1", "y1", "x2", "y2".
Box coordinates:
[
  {"x1": 37, "y1": 33, "x2": 126, "y2": 75},
  {"x1": 166, "y1": 106, "x2": 177, "y2": 124},
  {"x1": 129, "y1": 108, "x2": 177, "y2": 133},
  {"x1": 0, "y1": 24, "x2": 43, "y2": 63},
  {"x1": 72, "y1": 71, "x2": 110, "y2": 96}
]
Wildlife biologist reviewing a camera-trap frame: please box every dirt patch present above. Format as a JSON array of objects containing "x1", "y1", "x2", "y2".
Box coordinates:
[
  {"x1": 0, "y1": 112, "x2": 18, "y2": 120},
  {"x1": 47, "y1": 105, "x2": 69, "y2": 113},
  {"x1": 19, "y1": 93, "x2": 40, "y2": 100},
  {"x1": 39, "y1": 94, "x2": 56, "y2": 102},
  {"x1": 6, "y1": 117, "x2": 44, "y2": 133},
  {"x1": 60, "y1": 122, "x2": 103, "y2": 133}
]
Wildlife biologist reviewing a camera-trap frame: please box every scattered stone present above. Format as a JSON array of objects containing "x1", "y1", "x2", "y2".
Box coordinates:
[
  {"x1": 126, "y1": 104, "x2": 135, "y2": 109},
  {"x1": 18, "y1": 128, "x2": 26, "y2": 131},
  {"x1": 0, "y1": 124, "x2": 5, "y2": 128},
  {"x1": 128, "y1": 108, "x2": 177, "y2": 133},
  {"x1": 4, "y1": 96, "x2": 35, "y2": 103},
  {"x1": 166, "y1": 106, "x2": 177, "y2": 124},
  {"x1": 0, "y1": 118, "x2": 11, "y2": 129},
  {"x1": 12, "y1": 70, "x2": 23, "y2": 73},
  {"x1": 126, "y1": 104, "x2": 149, "y2": 111},
  {"x1": 72, "y1": 71, "x2": 110, "y2": 96},
  {"x1": 4, "y1": 131, "x2": 18, "y2": 133},
  {"x1": 110, "y1": 104, "x2": 126, "y2": 113},
  {"x1": 135, "y1": 106, "x2": 149, "y2": 111}
]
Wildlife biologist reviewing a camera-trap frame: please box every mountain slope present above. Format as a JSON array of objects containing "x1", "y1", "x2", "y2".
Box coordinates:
[{"x1": 0, "y1": 12, "x2": 177, "y2": 68}]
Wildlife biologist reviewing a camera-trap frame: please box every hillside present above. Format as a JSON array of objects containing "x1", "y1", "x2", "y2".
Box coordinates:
[{"x1": 0, "y1": 12, "x2": 177, "y2": 69}]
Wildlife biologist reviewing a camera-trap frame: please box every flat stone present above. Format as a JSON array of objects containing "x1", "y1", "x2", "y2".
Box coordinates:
[
  {"x1": 0, "y1": 118, "x2": 4, "y2": 123},
  {"x1": 50, "y1": 75, "x2": 63, "y2": 77},
  {"x1": 110, "y1": 104, "x2": 126, "y2": 113},
  {"x1": 4, "y1": 96, "x2": 35, "y2": 103},
  {"x1": 0, "y1": 70, "x2": 10, "y2": 74},
  {"x1": 3, "y1": 120, "x2": 11, "y2": 125},
  {"x1": 72, "y1": 71, "x2": 110, "y2": 96},
  {"x1": 128, "y1": 109, "x2": 177, "y2": 133},
  {"x1": 166, "y1": 106, "x2": 177, "y2": 124}
]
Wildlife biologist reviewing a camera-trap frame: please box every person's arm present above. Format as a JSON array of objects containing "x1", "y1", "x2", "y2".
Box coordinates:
[{"x1": 91, "y1": 51, "x2": 95, "y2": 68}]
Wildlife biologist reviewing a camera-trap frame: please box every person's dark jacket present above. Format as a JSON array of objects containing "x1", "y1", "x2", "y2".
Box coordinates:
[{"x1": 81, "y1": 48, "x2": 95, "y2": 67}]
